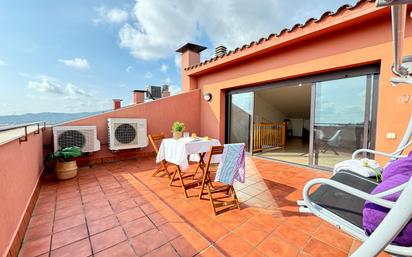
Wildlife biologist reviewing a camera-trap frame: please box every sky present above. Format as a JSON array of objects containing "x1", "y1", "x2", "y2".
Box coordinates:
[{"x1": 0, "y1": 0, "x2": 358, "y2": 115}]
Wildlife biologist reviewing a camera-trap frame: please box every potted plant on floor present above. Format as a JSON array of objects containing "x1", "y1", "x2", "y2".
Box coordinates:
[
  {"x1": 48, "y1": 146, "x2": 82, "y2": 180},
  {"x1": 172, "y1": 121, "x2": 185, "y2": 139}
]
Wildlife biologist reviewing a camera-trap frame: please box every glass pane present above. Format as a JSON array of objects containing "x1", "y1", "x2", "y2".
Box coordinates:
[
  {"x1": 229, "y1": 92, "x2": 253, "y2": 151},
  {"x1": 313, "y1": 76, "x2": 368, "y2": 168}
]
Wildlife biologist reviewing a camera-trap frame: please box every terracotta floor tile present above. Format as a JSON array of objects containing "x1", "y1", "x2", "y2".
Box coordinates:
[
  {"x1": 273, "y1": 223, "x2": 311, "y2": 248},
  {"x1": 50, "y1": 238, "x2": 91, "y2": 257},
  {"x1": 90, "y1": 226, "x2": 127, "y2": 253},
  {"x1": 157, "y1": 223, "x2": 185, "y2": 241},
  {"x1": 130, "y1": 228, "x2": 169, "y2": 256},
  {"x1": 51, "y1": 224, "x2": 88, "y2": 250},
  {"x1": 214, "y1": 233, "x2": 253, "y2": 257},
  {"x1": 257, "y1": 233, "x2": 299, "y2": 257},
  {"x1": 19, "y1": 236, "x2": 51, "y2": 257},
  {"x1": 147, "y1": 211, "x2": 169, "y2": 226},
  {"x1": 54, "y1": 204, "x2": 83, "y2": 220},
  {"x1": 233, "y1": 221, "x2": 270, "y2": 247},
  {"x1": 87, "y1": 215, "x2": 120, "y2": 235},
  {"x1": 140, "y1": 201, "x2": 161, "y2": 215},
  {"x1": 283, "y1": 215, "x2": 322, "y2": 234},
  {"x1": 53, "y1": 213, "x2": 85, "y2": 233},
  {"x1": 24, "y1": 222, "x2": 53, "y2": 241},
  {"x1": 18, "y1": 158, "x2": 355, "y2": 257},
  {"x1": 303, "y1": 238, "x2": 347, "y2": 257},
  {"x1": 116, "y1": 207, "x2": 145, "y2": 224},
  {"x1": 247, "y1": 213, "x2": 284, "y2": 233},
  {"x1": 85, "y1": 205, "x2": 114, "y2": 222},
  {"x1": 143, "y1": 243, "x2": 178, "y2": 257},
  {"x1": 111, "y1": 199, "x2": 137, "y2": 213},
  {"x1": 247, "y1": 249, "x2": 267, "y2": 257},
  {"x1": 55, "y1": 197, "x2": 82, "y2": 210},
  {"x1": 197, "y1": 246, "x2": 224, "y2": 257},
  {"x1": 313, "y1": 223, "x2": 353, "y2": 252},
  {"x1": 94, "y1": 241, "x2": 136, "y2": 257},
  {"x1": 29, "y1": 212, "x2": 54, "y2": 228},
  {"x1": 171, "y1": 233, "x2": 210, "y2": 257},
  {"x1": 122, "y1": 216, "x2": 155, "y2": 238}
]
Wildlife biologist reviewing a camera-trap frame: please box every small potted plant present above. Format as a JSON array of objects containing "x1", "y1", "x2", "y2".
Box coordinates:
[
  {"x1": 172, "y1": 121, "x2": 185, "y2": 139},
  {"x1": 48, "y1": 146, "x2": 82, "y2": 180}
]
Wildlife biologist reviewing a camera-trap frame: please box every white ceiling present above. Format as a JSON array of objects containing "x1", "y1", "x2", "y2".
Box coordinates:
[{"x1": 255, "y1": 84, "x2": 311, "y2": 118}]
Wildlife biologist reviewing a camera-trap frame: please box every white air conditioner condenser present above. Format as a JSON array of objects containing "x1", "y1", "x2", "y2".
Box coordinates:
[
  {"x1": 108, "y1": 118, "x2": 148, "y2": 150},
  {"x1": 53, "y1": 126, "x2": 101, "y2": 153}
]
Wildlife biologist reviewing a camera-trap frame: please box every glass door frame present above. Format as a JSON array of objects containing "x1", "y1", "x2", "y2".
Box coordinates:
[
  {"x1": 308, "y1": 71, "x2": 380, "y2": 169},
  {"x1": 225, "y1": 65, "x2": 380, "y2": 168},
  {"x1": 225, "y1": 92, "x2": 255, "y2": 154}
]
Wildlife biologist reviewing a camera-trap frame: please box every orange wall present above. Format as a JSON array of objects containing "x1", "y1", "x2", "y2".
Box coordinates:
[
  {"x1": 0, "y1": 132, "x2": 44, "y2": 257},
  {"x1": 189, "y1": 8, "x2": 412, "y2": 163},
  {"x1": 61, "y1": 90, "x2": 201, "y2": 156}
]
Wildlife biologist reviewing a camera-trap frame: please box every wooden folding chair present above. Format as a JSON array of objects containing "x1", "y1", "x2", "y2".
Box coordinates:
[
  {"x1": 198, "y1": 146, "x2": 241, "y2": 215},
  {"x1": 148, "y1": 134, "x2": 175, "y2": 179}
]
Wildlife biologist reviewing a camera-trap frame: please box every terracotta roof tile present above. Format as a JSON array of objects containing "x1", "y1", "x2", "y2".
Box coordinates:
[{"x1": 184, "y1": 0, "x2": 376, "y2": 71}]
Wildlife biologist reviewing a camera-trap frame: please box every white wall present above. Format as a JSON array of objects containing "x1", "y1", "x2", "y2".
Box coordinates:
[
  {"x1": 254, "y1": 94, "x2": 286, "y2": 123},
  {"x1": 290, "y1": 118, "x2": 304, "y2": 137}
]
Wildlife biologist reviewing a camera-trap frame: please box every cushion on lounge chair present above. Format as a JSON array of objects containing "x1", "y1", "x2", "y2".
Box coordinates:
[
  {"x1": 309, "y1": 170, "x2": 379, "y2": 229},
  {"x1": 363, "y1": 152, "x2": 412, "y2": 246}
]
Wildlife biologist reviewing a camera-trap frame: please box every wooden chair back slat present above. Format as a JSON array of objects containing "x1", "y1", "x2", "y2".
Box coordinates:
[{"x1": 148, "y1": 133, "x2": 164, "y2": 154}]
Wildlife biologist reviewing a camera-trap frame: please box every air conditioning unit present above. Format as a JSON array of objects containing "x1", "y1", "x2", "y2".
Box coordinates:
[
  {"x1": 146, "y1": 86, "x2": 162, "y2": 99},
  {"x1": 53, "y1": 126, "x2": 100, "y2": 152},
  {"x1": 108, "y1": 118, "x2": 148, "y2": 150}
]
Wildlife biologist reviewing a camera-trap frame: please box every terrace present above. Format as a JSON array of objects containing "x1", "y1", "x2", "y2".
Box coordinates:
[
  {"x1": 2, "y1": 1, "x2": 412, "y2": 257},
  {"x1": 16, "y1": 156, "x2": 390, "y2": 257}
]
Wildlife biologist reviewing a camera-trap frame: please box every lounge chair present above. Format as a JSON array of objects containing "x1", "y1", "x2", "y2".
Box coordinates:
[{"x1": 298, "y1": 116, "x2": 412, "y2": 256}]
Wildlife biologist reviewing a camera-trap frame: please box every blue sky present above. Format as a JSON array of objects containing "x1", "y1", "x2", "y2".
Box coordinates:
[{"x1": 0, "y1": 0, "x2": 356, "y2": 115}]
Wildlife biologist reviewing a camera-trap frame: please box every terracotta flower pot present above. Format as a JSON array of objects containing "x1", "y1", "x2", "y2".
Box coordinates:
[
  {"x1": 173, "y1": 131, "x2": 183, "y2": 139},
  {"x1": 55, "y1": 160, "x2": 78, "y2": 180}
]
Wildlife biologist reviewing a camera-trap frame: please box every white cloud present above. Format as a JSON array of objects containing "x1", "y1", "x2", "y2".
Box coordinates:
[
  {"x1": 162, "y1": 77, "x2": 172, "y2": 84},
  {"x1": 174, "y1": 55, "x2": 181, "y2": 69},
  {"x1": 59, "y1": 58, "x2": 90, "y2": 70},
  {"x1": 94, "y1": 7, "x2": 129, "y2": 24},
  {"x1": 126, "y1": 66, "x2": 133, "y2": 72},
  {"x1": 118, "y1": 0, "x2": 355, "y2": 60},
  {"x1": 169, "y1": 85, "x2": 181, "y2": 95},
  {"x1": 0, "y1": 59, "x2": 6, "y2": 66},
  {"x1": 27, "y1": 76, "x2": 92, "y2": 98},
  {"x1": 144, "y1": 72, "x2": 153, "y2": 79},
  {"x1": 160, "y1": 63, "x2": 168, "y2": 73}
]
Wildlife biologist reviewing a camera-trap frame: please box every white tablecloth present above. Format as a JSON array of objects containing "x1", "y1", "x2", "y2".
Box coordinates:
[{"x1": 156, "y1": 137, "x2": 221, "y2": 170}]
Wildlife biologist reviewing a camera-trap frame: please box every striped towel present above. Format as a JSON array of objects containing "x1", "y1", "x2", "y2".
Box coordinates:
[{"x1": 214, "y1": 143, "x2": 246, "y2": 185}]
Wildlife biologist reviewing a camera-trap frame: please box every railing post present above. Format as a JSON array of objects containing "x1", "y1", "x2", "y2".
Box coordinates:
[{"x1": 281, "y1": 122, "x2": 286, "y2": 147}]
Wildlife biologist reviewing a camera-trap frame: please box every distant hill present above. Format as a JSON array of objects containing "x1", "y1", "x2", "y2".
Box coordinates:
[{"x1": 0, "y1": 111, "x2": 106, "y2": 126}]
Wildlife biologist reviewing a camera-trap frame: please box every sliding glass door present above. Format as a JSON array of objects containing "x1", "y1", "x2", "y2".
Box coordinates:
[
  {"x1": 310, "y1": 74, "x2": 377, "y2": 168},
  {"x1": 227, "y1": 92, "x2": 254, "y2": 152},
  {"x1": 225, "y1": 67, "x2": 379, "y2": 169}
]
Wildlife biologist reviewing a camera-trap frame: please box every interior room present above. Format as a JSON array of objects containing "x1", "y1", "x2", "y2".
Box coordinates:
[{"x1": 253, "y1": 83, "x2": 312, "y2": 165}]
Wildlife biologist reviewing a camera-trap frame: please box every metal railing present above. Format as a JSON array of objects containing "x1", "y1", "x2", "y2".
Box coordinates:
[{"x1": 0, "y1": 121, "x2": 46, "y2": 143}]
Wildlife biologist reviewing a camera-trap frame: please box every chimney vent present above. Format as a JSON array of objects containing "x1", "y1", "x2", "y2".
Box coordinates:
[
  {"x1": 162, "y1": 84, "x2": 170, "y2": 98},
  {"x1": 112, "y1": 99, "x2": 122, "y2": 110},
  {"x1": 215, "y1": 45, "x2": 227, "y2": 58},
  {"x1": 133, "y1": 90, "x2": 146, "y2": 104}
]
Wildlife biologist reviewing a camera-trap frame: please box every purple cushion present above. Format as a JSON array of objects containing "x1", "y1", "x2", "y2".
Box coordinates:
[{"x1": 363, "y1": 152, "x2": 412, "y2": 246}]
